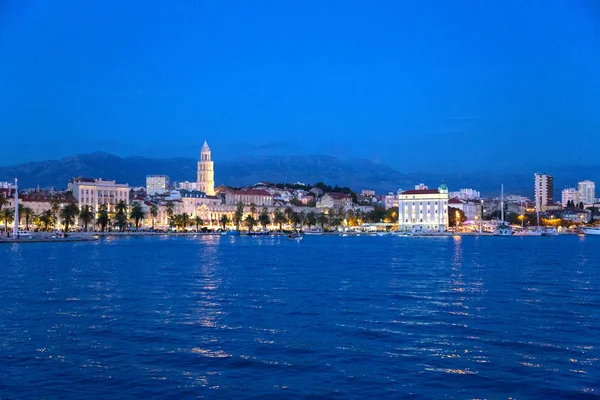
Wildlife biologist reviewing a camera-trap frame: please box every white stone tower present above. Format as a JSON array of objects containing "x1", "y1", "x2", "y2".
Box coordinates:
[{"x1": 197, "y1": 140, "x2": 215, "y2": 195}]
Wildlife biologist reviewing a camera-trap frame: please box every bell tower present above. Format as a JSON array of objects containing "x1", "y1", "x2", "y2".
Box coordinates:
[{"x1": 197, "y1": 140, "x2": 215, "y2": 195}]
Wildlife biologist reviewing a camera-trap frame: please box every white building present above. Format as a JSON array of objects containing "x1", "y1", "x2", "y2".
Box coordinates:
[
  {"x1": 197, "y1": 140, "x2": 215, "y2": 196},
  {"x1": 69, "y1": 177, "x2": 130, "y2": 214},
  {"x1": 534, "y1": 173, "x2": 554, "y2": 212},
  {"x1": 448, "y1": 198, "x2": 479, "y2": 222},
  {"x1": 146, "y1": 175, "x2": 170, "y2": 195},
  {"x1": 561, "y1": 188, "x2": 578, "y2": 207},
  {"x1": 448, "y1": 188, "x2": 480, "y2": 200},
  {"x1": 578, "y1": 180, "x2": 595, "y2": 205},
  {"x1": 178, "y1": 181, "x2": 198, "y2": 191},
  {"x1": 414, "y1": 183, "x2": 428, "y2": 190},
  {"x1": 398, "y1": 182, "x2": 449, "y2": 232}
]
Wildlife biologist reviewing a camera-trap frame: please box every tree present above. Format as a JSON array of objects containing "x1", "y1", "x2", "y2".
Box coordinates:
[
  {"x1": 250, "y1": 202, "x2": 257, "y2": 218},
  {"x1": 234, "y1": 202, "x2": 245, "y2": 230},
  {"x1": 96, "y1": 205, "x2": 110, "y2": 232},
  {"x1": 39, "y1": 210, "x2": 54, "y2": 231},
  {"x1": 1, "y1": 208, "x2": 14, "y2": 232},
  {"x1": 129, "y1": 202, "x2": 146, "y2": 229},
  {"x1": 59, "y1": 203, "x2": 80, "y2": 232},
  {"x1": 115, "y1": 200, "x2": 128, "y2": 215},
  {"x1": 448, "y1": 206, "x2": 467, "y2": 228},
  {"x1": 21, "y1": 207, "x2": 34, "y2": 230},
  {"x1": 165, "y1": 201, "x2": 174, "y2": 221},
  {"x1": 244, "y1": 214, "x2": 257, "y2": 231},
  {"x1": 305, "y1": 211, "x2": 317, "y2": 229},
  {"x1": 579, "y1": 202, "x2": 585, "y2": 210},
  {"x1": 317, "y1": 212, "x2": 329, "y2": 229},
  {"x1": 79, "y1": 205, "x2": 94, "y2": 232},
  {"x1": 114, "y1": 212, "x2": 129, "y2": 231},
  {"x1": 180, "y1": 213, "x2": 191, "y2": 230},
  {"x1": 220, "y1": 214, "x2": 230, "y2": 230},
  {"x1": 291, "y1": 212, "x2": 303, "y2": 230},
  {"x1": 383, "y1": 206, "x2": 398, "y2": 223},
  {"x1": 0, "y1": 192, "x2": 7, "y2": 213},
  {"x1": 273, "y1": 209, "x2": 286, "y2": 231},
  {"x1": 258, "y1": 207, "x2": 271, "y2": 230},
  {"x1": 50, "y1": 199, "x2": 61, "y2": 224},
  {"x1": 194, "y1": 216, "x2": 204, "y2": 232},
  {"x1": 290, "y1": 198, "x2": 303, "y2": 207},
  {"x1": 284, "y1": 206, "x2": 294, "y2": 225},
  {"x1": 366, "y1": 204, "x2": 386, "y2": 223},
  {"x1": 150, "y1": 205, "x2": 158, "y2": 229}
]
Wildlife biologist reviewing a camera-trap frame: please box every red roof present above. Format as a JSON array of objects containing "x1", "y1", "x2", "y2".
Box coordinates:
[
  {"x1": 448, "y1": 197, "x2": 465, "y2": 204},
  {"x1": 326, "y1": 192, "x2": 351, "y2": 199},
  {"x1": 232, "y1": 189, "x2": 273, "y2": 197},
  {"x1": 401, "y1": 189, "x2": 440, "y2": 195}
]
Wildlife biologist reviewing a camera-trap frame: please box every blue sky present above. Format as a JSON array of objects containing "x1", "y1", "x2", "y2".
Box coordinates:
[{"x1": 1, "y1": 0, "x2": 599, "y2": 172}]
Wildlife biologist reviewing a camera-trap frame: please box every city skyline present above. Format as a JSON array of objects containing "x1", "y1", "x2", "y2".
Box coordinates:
[{"x1": 1, "y1": 1, "x2": 599, "y2": 171}]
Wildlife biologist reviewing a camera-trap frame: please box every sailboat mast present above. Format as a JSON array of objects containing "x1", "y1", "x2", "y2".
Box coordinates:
[{"x1": 501, "y1": 184, "x2": 504, "y2": 222}]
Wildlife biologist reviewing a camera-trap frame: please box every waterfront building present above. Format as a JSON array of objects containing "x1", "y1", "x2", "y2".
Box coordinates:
[
  {"x1": 534, "y1": 173, "x2": 554, "y2": 212},
  {"x1": 69, "y1": 177, "x2": 130, "y2": 214},
  {"x1": 561, "y1": 210, "x2": 592, "y2": 224},
  {"x1": 448, "y1": 188, "x2": 480, "y2": 200},
  {"x1": 578, "y1": 180, "x2": 595, "y2": 205},
  {"x1": 448, "y1": 198, "x2": 479, "y2": 221},
  {"x1": 197, "y1": 140, "x2": 215, "y2": 196},
  {"x1": 19, "y1": 191, "x2": 77, "y2": 216},
  {"x1": 217, "y1": 187, "x2": 274, "y2": 206},
  {"x1": 384, "y1": 191, "x2": 400, "y2": 210},
  {"x1": 561, "y1": 188, "x2": 578, "y2": 207},
  {"x1": 398, "y1": 182, "x2": 449, "y2": 232},
  {"x1": 317, "y1": 192, "x2": 353, "y2": 209},
  {"x1": 146, "y1": 175, "x2": 170, "y2": 195}
]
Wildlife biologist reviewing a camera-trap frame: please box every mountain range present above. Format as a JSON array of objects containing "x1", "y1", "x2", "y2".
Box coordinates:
[{"x1": 0, "y1": 152, "x2": 598, "y2": 197}]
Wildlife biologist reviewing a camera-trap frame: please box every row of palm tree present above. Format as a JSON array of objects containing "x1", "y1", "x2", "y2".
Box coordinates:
[{"x1": 169, "y1": 213, "x2": 204, "y2": 231}]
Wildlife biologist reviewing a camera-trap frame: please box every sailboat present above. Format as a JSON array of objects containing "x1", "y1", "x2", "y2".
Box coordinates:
[{"x1": 495, "y1": 184, "x2": 513, "y2": 236}]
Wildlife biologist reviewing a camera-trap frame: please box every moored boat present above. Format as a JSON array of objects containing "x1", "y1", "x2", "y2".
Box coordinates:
[{"x1": 583, "y1": 227, "x2": 600, "y2": 235}]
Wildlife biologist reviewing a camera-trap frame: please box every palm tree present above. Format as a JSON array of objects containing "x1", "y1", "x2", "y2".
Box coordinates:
[
  {"x1": 291, "y1": 211, "x2": 302, "y2": 231},
  {"x1": 244, "y1": 214, "x2": 257, "y2": 231},
  {"x1": 258, "y1": 207, "x2": 271, "y2": 230},
  {"x1": 17, "y1": 203, "x2": 25, "y2": 228},
  {"x1": 78, "y1": 205, "x2": 94, "y2": 232},
  {"x1": 114, "y1": 211, "x2": 129, "y2": 231},
  {"x1": 1, "y1": 208, "x2": 14, "y2": 232},
  {"x1": 273, "y1": 209, "x2": 286, "y2": 231},
  {"x1": 250, "y1": 202, "x2": 257, "y2": 218},
  {"x1": 59, "y1": 203, "x2": 79, "y2": 232},
  {"x1": 115, "y1": 200, "x2": 128, "y2": 215},
  {"x1": 50, "y1": 199, "x2": 61, "y2": 223},
  {"x1": 0, "y1": 192, "x2": 7, "y2": 213},
  {"x1": 194, "y1": 216, "x2": 204, "y2": 232},
  {"x1": 180, "y1": 213, "x2": 191, "y2": 230},
  {"x1": 284, "y1": 206, "x2": 294, "y2": 225},
  {"x1": 96, "y1": 205, "x2": 110, "y2": 232},
  {"x1": 165, "y1": 201, "x2": 174, "y2": 218},
  {"x1": 129, "y1": 202, "x2": 146, "y2": 229},
  {"x1": 21, "y1": 207, "x2": 34, "y2": 230},
  {"x1": 39, "y1": 210, "x2": 54, "y2": 231},
  {"x1": 150, "y1": 205, "x2": 158, "y2": 229},
  {"x1": 219, "y1": 214, "x2": 230, "y2": 231},
  {"x1": 234, "y1": 202, "x2": 245, "y2": 231},
  {"x1": 305, "y1": 211, "x2": 317, "y2": 229},
  {"x1": 318, "y1": 212, "x2": 329, "y2": 230}
]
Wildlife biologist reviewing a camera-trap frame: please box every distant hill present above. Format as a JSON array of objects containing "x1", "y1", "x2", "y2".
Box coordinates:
[
  {"x1": 0, "y1": 152, "x2": 414, "y2": 193},
  {"x1": 1, "y1": 152, "x2": 598, "y2": 197}
]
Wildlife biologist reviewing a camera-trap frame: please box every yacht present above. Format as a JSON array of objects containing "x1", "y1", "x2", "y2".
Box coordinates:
[
  {"x1": 494, "y1": 184, "x2": 513, "y2": 236},
  {"x1": 541, "y1": 227, "x2": 559, "y2": 236},
  {"x1": 514, "y1": 228, "x2": 542, "y2": 236},
  {"x1": 304, "y1": 228, "x2": 324, "y2": 235},
  {"x1": 583, "y1": 227, "x2": 600, "y2": 236}
]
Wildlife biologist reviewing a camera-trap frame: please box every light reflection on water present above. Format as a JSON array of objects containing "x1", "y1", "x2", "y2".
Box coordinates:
[{"x1": 0, "y1": 235, "x2": 599, "y2": 398}]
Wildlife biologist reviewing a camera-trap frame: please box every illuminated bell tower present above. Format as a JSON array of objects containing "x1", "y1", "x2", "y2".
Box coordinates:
[{"x1": 197, "y1": 140, "x2": 215, "y2": 195}]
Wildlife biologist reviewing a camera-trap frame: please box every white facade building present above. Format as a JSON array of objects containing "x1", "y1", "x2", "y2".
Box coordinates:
[
  {"x1": 561, "y1": 188, "x2": 578, "y2": 207},
  {"x1": 448, "y1": 188, "x2": 481, "y2": 200},
  {"x1": 534, "y1": 173, "x2": 554, "y2": 212},
  {"x1": 146, "y1": 175, "x2": 170, "y2": 195},
  {"x1": 69, "y1": 177, "x2": 130, "y2": 214},
  {"x1": 578, "y1": 180, "x2": 595, "y2": 205},
  {"x1": 178, "y1": 181, "x2": 198, "y2": 191},
  {"x1": 398, "y1": 182, "x2": 449, "y2": 232}
]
